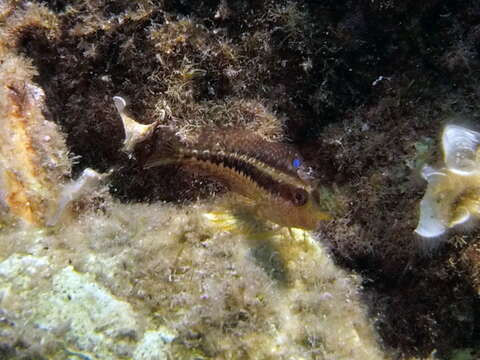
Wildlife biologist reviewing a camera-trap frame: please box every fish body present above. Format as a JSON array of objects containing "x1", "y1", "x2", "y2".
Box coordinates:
[
  {"x1": 112, "y1": 95, "x2": 330, "y2": 229},
  {"x1": 145, "y1": 129, "x2": 330, "y2": 230}
]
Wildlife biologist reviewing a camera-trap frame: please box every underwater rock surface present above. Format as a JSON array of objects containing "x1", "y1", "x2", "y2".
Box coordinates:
[
  {"x1": 0, "y1": 203, "x2": 386, "y2": 359},
  {"x1": 1, "y1": 0, "x2": 480, "y2": 359},
  {"x1": 0, "y1": 54, "x2": 71, "y2": 226},
  {"x1": 0, "y1": 255, "x2": 171, "y2": 359}
]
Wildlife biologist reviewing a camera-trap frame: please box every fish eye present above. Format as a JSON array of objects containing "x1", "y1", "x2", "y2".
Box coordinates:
[
  {"x1": 292, "y1": 188, "x2": 308, "y2": 206},
  {"x1": 292, "y1": 158, "x2": 301, "y2": 169}
]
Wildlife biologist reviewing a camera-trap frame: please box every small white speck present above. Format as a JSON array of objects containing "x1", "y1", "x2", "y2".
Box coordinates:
[{"x1": 372, "y1": 75, "x2": 390, "y2": 87}]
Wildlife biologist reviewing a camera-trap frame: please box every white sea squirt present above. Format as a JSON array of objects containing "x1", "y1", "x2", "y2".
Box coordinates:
[
  {"x1": 113, "y1": 96, "x2": 162, "y2": 153},
  {"x1": 47, "y1": 168, "x2": 107, "y2": 226},
  {"x1": 415, "y1": 124, "x2": 480, "y2": 240}
]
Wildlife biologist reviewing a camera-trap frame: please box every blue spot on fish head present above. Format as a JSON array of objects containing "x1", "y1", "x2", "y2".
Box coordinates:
[{"x1": 293, "y1": 158, "x2": 301, "y2": 169}]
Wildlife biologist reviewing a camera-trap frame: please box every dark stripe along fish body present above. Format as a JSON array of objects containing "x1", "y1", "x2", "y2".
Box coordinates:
[{"x1": 145, "y1": 128, "x2": 330, "y2": 229}]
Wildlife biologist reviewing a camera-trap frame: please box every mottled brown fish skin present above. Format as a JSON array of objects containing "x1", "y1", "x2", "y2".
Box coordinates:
[{"x1": 145, "y1": 129, "x2": 330, "y2": 229}]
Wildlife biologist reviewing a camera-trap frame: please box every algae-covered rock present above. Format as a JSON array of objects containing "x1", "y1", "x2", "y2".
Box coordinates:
[
  {"x1": 0, "y1": 203, "x2": 386, "y2": 359},
  {"x1": 0, "y1": 55, "x2": 71, "y2": 226},
  {"x1": 0, "y1": 254, "x2": 175, "y2": 359},
  {"x1": 1, "y1": 0, "x2": 480, "y2": 359}
]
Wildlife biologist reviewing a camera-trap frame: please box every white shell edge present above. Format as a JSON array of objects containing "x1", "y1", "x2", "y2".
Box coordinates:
[
  {"x1": 442, "y1": 124, "x2": 480, "y2": 175},
  {"x1": 415, "y1": 191, "x2": 447, "y2": 238}
]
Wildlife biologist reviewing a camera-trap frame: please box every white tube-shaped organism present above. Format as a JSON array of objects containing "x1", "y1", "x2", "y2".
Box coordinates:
[{"x1": 47, "y1": 168, "x2": 107, "y2": 226}]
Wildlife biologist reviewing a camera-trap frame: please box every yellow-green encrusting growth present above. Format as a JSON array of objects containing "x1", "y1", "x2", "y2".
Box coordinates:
[{"x1": 0, "y1": 198, "x2": 388, "y2": 359}]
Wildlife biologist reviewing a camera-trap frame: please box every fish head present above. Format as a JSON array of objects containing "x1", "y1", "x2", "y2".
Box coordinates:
[{"x1": 257, "y1": 185, "x2": 331, "y2": 230}]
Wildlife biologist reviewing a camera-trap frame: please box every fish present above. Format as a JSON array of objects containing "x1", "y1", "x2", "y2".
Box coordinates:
[{"x1": 144, "y1": 128, "x2": 331, "y2": 230}]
